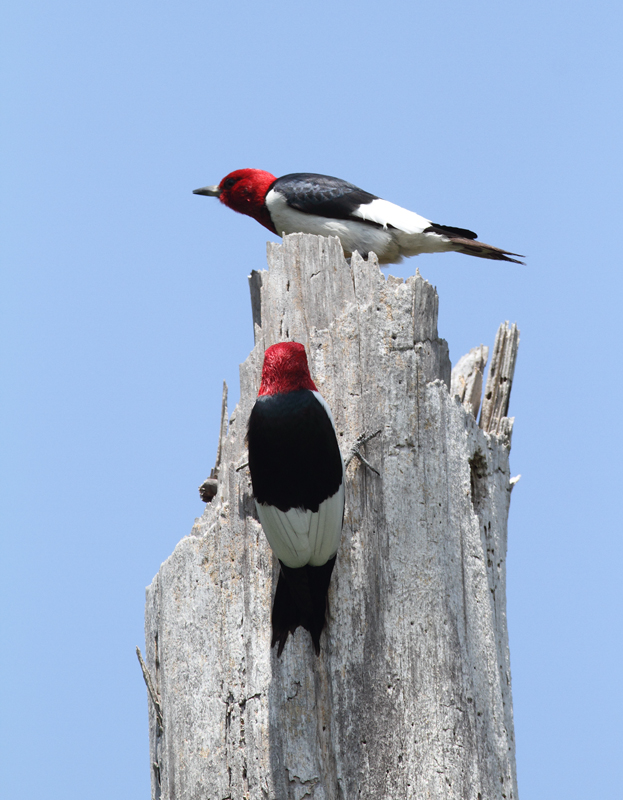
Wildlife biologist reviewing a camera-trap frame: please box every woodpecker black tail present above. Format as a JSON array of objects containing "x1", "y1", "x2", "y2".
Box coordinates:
[
  {"x1": 424, "y1": 223, "x2": 524, "y2": 264},
  {"x1": 271, "y1": 557, "x2": 337, "y2": 657}
]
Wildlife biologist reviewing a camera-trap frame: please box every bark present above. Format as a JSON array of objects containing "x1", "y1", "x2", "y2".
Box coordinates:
[{"x1": 143, "y1": 234, "x2": 520, "y2": 800}]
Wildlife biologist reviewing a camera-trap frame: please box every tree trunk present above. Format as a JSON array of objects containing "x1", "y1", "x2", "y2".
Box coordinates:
[{"x1": 143, "y1": 234, "x2": 519, "y2": 800}]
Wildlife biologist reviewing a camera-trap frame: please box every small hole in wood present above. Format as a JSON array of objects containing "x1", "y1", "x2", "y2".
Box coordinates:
[{"x1": 469, "y1": 451, "x2": 488, "y2": 514}]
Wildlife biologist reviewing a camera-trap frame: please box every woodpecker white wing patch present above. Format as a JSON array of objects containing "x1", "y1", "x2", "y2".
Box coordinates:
[
  {"x1": 351, "y1": 199, "x2": 460, "y2": 257},
  {"x1": 305, "y1": 482, "x2": 345, "y2": 565},
  {"x1": 256, "y1": 484, "x2": 344, "y2": 569},
  {"x1": 352, "y1": 198, "x2": 431, "y2": 234}
]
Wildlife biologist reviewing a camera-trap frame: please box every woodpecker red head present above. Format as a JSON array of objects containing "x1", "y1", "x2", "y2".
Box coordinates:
[
  {"x1": 257, "y1": 341, "x2": 317, "y2": 395},
  {"x1": 194, "y1": 169, "x2": 524, "y2": 265},
  {"x1": 247, "y1": 341, "x2": 344, "y2": 656}
]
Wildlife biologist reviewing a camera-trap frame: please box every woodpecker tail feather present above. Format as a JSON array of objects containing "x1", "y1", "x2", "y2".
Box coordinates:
[
  {"x1": 425, "y1": 223, "x2": 525, "y2": 264},
  {"x1": 271, "y1": 557, "x2": 337, "y2": 657},
  {"x1": 452, "y1": 237, "x2": 525, "y2": 264}
]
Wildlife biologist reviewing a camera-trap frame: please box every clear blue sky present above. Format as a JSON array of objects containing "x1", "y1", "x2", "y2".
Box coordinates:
[{"x1": 2, "y1": 1, "x2": 621, "y2": 797}]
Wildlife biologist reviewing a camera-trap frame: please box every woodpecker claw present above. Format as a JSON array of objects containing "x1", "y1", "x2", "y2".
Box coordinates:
[{"x1": 344, "y1": 429, "x2": 381, "y2": 475}]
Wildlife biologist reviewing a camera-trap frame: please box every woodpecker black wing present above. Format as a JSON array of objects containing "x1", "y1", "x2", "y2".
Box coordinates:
[
  {"x1": 248, "y1": 389, "x2": 343, "y2": 514},
  {"x1": 272, "y1": 173, "x2": 380, "y2": 223}
]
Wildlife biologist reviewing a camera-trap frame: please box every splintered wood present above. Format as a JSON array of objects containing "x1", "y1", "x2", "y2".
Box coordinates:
[
  {"x1": 144, "y1": 234, "x2": 520, "y2": 800},
  {"x1": 479, "y1": 322, "x2": 520, "y2": 435},
  {"x1": 451, "y1": 344, "x2": 489, "y2": 420}
]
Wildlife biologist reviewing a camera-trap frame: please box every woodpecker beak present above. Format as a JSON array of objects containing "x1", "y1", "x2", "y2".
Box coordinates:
[{"x1": 193, "y1": 185, "x2": 221, "y2": 197}]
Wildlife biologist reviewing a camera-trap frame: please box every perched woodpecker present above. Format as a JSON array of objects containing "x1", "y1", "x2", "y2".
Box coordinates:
[
  {"x1": 247, "y1": 342, "x2": 344, "y2": 656},
  {"x1": 194, "y1": 169, "x2": 523, "y2": 265}
]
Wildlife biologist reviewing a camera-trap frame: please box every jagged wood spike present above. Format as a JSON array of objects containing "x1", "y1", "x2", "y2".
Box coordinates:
[{"x1": 479, "y1": 321, "x2": 520, "y2": 434}]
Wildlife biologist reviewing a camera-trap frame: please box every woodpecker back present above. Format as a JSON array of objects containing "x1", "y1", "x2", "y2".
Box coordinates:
[{"x1": 247, "y1": 342, "x2": 345, "y2": 655}]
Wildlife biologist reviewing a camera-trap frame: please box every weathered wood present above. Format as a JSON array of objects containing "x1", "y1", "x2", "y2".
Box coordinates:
[
  {"x1": 136, "y1": 646, "x2": 163, "y2": 730},
  {"x1": 479, "y1": 322, "x2": 520, "y2": 435},
  {"x1": 144, "y1": 234, "x2": 519, "y2": 800},
  {"x1": 451, "y1": 344, "x2": 489, "y2": 419}
]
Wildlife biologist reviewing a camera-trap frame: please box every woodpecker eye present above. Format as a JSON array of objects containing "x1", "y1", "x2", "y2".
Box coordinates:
[{"x1": 223, "y1": 177, "x2": 237, "y2": 189}]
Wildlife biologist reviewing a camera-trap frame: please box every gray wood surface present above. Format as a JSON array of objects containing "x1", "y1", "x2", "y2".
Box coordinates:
[
  {"x1": 451, "y1": 344, "x2": 489, "y2": 420},
  {"x1": 479, "y1": 322, "x2": 520, "y2": 435},
  {"x1": 143, "y1": 234, "x2": 519, "y2": 800}
]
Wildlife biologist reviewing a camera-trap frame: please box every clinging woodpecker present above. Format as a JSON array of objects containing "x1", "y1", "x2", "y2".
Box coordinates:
[
  {"x1": 247, "y1": 342, "x2": 344, "y2": 656},
  {"x1": 194, "y1": 169, "x2": 523, "y2": 265}
]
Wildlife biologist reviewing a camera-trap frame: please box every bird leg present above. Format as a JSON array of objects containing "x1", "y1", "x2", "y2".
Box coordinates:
[{"x1": 343, "y1": 429, "x2": 381, "y2": 476}]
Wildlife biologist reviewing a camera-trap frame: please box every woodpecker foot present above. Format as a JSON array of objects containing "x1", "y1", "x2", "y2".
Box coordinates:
[{"x1": 344, "y1": 430, "x2": 381, "y2": 475}]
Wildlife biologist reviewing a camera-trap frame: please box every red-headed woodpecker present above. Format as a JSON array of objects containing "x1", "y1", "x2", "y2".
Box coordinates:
[
  {"x1": 247, "y1": 342, "x2": 344, "y2": 656},
  {"x1": 194, "y1": 169, "x2": 524, "y2": 265}
]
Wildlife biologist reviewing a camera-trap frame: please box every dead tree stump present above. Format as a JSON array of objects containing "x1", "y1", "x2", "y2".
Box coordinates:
[{"x1": 143, "y1": 234, "x2": 520, "y2": 800}]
